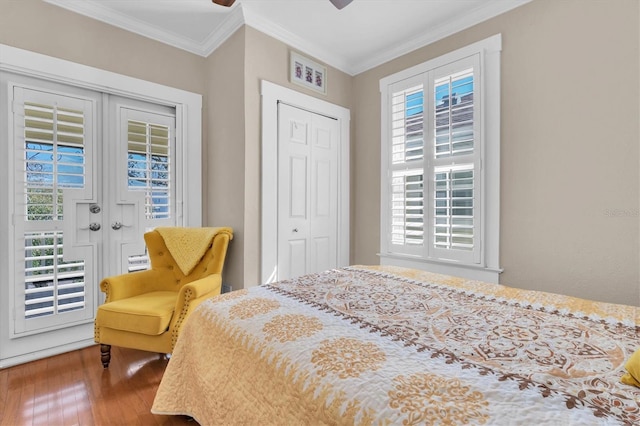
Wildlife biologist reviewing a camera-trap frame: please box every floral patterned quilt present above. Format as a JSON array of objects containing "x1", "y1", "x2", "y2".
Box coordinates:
[{"x1": 152, "y1": 266, "x2": 640, "y2": 425}]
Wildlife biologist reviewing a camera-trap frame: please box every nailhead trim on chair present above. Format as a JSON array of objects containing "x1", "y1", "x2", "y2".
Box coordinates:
[
  {"x1": 94, "y1": 283, "x2": 110, "y2": 343},
  {"x1": 101, "y1": 283, "x2": 111, "y2": 303},
  {"x1": 171, "y1": 287, "x2": 194, "y2": 350}
]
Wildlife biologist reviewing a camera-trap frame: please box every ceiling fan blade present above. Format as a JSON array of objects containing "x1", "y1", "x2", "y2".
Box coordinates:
[
  {"x1": 212, "y1": 0, "x2": 235, "y2": 6},
  {"x1": 329, "y1": 0, "x2": 353, "y2": 10}
]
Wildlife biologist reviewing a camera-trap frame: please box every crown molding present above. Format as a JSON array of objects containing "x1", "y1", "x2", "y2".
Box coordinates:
[
  {"x1": 201, "y1": 6, "x2": 246, "y2": 56},
  {"x1": 43, "y1": 0, "x2": 224, "y2": 57},
  {"x1": 241, "y1": 0, "x2": 530, "y2": 76},
  {"x1": 241, "y1": 7, "x2": 353, "y2": 75},
  {"x1": 351, "y1": 0, "x2": 531, "y2": 75},
  {"x1": 44, "y1": 0, "x2": 531, "y2": 76}
]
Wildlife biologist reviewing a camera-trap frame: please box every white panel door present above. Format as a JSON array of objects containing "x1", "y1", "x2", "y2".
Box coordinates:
[
  {"x1": 12, "y1": 85, "x2": 101, "y2": 336},
  {"x1": 6, "y1": 81, "x2": 177, "y2": 359},
  {"x1": 107, "y1": 98, "x2": 177, "y2": 276},
  {"x1": 277, "y1": 103, "x2": 339, "y2": 280}
]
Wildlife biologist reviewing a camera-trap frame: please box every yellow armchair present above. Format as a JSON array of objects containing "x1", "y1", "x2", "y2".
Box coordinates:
[{"x1": 94, "y1": 227, "x2": 233, "y2": 368}]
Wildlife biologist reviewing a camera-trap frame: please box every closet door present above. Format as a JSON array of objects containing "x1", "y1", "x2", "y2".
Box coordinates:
[{"x1": 277, "y1": 103, "x2": 339, "y2": 280}]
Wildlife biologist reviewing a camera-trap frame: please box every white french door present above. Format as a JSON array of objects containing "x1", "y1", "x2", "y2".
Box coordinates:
[
  {"x1": 277, "y1": 103, "x2": 339, "y2": 280},
  {"x1": 107, "y1": 98, "x2": 176, "y2": 276},
  {"x1": 13, "y1": 85, "x2": 100, "y2": 335},
  {"x1": 7, "y1": 78, "x2": 177, "y2": 350}
]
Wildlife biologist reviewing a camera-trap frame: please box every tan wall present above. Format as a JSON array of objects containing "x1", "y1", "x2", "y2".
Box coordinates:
[
  {"x1": 353, "y1": 0, "x2": 640, "y2": 305},
  {"x1": 238, "y1": 26, "x2": 353, "y2": 288},
  {"x1": 3, "y1": 0, "x2": 638, "y2": 305},
  {"x1": 0, "y1": 0, "x2": 205, "y2": 94},
  {"x1": 204, "y1": 28, "x2": 246, "y2": 290}
]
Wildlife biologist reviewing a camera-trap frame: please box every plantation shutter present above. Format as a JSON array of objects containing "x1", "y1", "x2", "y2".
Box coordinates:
[
  {"x1": 380, "y1": 35, "x2": 502, "y2": 279},
  {"x1": 127, "y1": 119, "x2": 171, "y2": 220},
  {"x1": 428, "y1": 58, "x2": 480, "y2": 263},
  {"x1": 14, "y1": 88, "x2": 95, "y2": 334},
  {"x1": 384, "y1": 55, "x2": 481, "y2": 264},
  {"x1": 388, "y1": 80, "x2": 425, "y2": 255},
  {"x1": 122, "y1": 109, "x2": 175, "y2": 273}
]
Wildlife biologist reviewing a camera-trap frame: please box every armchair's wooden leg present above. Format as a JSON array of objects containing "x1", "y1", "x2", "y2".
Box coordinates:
[{"x1": 100, "y1": 344, "x2": 111, "y2": 368}]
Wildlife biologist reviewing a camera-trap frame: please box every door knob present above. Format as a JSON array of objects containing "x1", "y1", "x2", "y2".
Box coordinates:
[
  {"x1": 89, "y1": 223, "x2": 101, "y2": 231},
  {"x1": 292, "y1": 228, "x2": 299, "y2": 233},
  {"x1": 111, "y1": 222, "x2": 123, "y2": 230}
]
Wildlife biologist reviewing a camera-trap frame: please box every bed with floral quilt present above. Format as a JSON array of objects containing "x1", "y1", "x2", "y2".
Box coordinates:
[{"x1": 152, "y1": 265, "x2": 640, "y2": 425}]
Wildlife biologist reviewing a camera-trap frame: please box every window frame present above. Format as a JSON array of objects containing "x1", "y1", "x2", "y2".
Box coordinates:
[{"x1": 379, "y1": 34, "x2": 502, "y2": 283}]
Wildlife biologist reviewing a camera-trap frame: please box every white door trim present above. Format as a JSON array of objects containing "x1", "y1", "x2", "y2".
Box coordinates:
[
  {"x1": 0, "y1": 44, "x2": 202, "y2": 368},
  {"x1": 260, "y1": 80, "x2": 350, "y2": 284},
  {"x1": 0, "y1": 44, "x2": 202, "y2": 227}
]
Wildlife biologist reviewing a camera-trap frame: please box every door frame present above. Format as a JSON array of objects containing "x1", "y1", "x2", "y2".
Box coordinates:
[
  {"x1": 0, "y1": 44, "x2": 202, "y2": 368},
  {"x1": 260, "y1": 80, "x2": 350, "y2": 284}
]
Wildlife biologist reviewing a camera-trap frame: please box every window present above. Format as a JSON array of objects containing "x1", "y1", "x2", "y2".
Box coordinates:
[
  {"x1": 125, "y1": 113, "x2": 176, "y2": 273},
  {"x1": 127, "y1": 119, "x2": 171, "y2": 220},
  {"x1": 380, "y1": 35, "x2": 502, "y2": 282}
]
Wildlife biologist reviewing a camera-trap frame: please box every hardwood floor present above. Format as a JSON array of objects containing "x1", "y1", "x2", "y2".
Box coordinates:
[{"x1": 0, "y1": 345, "x2": 194, "y2": 426}]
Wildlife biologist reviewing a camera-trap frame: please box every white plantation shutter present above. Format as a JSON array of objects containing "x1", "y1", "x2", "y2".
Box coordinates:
[
  {"x1": 434, "y1": 69, "x2": 475, "y2": 158},
  {"x1": 127, "y1": 119, "x2": 171, "y2": 220},
  {"x1": 391, "y1": 169, "x2": 424, "y2": 246},
  {"x1": 14, "y1": 88, "x2": 94, "y2": 334},
  {"x1": 24, "y1": 232, "x2": 86, "y2": 319},
  {"x1": 433, "y1": 165, "x2": 475, "y2": 251},
  {"x1": 391, "y1": 85, "x2": 424, "y2": 164},
  {"x1": 387, "y1": 81, "x2": 425, "y2": 255},
  {"x1": 382, "y1": 49, "x2": 487, "y2": 267},
  {"x1": 23, "y1": 102, "x2": 87, "y2": 318},
  {"x1": 122, "y1": 109, "x2": 176, "y2": 273},
  {"x1": 24, "y1": 102, "x2": 85, "y2": 221},
  {"x1": 429, "y1": 59, "x2": 480, "y2": 263}
]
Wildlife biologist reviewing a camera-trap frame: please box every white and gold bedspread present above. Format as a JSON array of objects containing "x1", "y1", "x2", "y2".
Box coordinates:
[{"x1": 152, "y1": 266, "x2": 640, "y2": 425}]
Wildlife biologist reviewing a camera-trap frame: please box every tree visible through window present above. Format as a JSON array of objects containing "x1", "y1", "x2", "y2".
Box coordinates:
[{"x1": 23, "y1": 102, "x2": 86, "y2": 319}]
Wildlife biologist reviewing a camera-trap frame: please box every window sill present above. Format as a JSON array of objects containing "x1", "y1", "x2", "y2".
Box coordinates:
[{"x1": 378, "y1": 253, "x2": 502, "y2": 284}]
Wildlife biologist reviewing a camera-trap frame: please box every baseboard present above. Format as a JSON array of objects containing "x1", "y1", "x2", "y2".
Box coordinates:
[{"x1": 0, "y1": 338, "x2": 96, "y2": 369}]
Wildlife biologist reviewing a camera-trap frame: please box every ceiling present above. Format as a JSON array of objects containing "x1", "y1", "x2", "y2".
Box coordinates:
[{"x1": 44, "y1": 0, "x2": 530, "y2": 76}]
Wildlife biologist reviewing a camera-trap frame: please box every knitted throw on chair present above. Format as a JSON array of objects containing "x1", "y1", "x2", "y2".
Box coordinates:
[{"x1": 155, "y1": 227, "x2": 222, "y2": 275}]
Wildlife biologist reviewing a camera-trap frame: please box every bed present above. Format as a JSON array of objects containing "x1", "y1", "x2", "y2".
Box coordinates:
[{"x1": 151, "y1": 265, "x2": 640, "y2": 425}]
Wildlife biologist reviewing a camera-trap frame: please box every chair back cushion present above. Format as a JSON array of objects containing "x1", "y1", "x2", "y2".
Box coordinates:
[
  {"x1": 143, "y1": 227, "x2": 233, "y2": 291},
  {"x1": 96, "y1": 291, "x2": 177, "y2": 335}
]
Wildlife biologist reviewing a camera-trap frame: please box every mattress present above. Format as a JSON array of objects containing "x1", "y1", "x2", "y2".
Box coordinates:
[{"x1": 152, "y1": 265, "x2": 640, "y2": 425}]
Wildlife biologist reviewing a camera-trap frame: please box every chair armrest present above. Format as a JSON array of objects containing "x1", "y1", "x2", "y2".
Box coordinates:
[
  {"x1": 100, "y1": 269, "x2": 165, "y2": 302},
  {"x1": 180, "y1": 274, "x2": 222, "y2": 301},
  {"x1": 169, "y1": 274, "x2": 223, "y2": 349}
]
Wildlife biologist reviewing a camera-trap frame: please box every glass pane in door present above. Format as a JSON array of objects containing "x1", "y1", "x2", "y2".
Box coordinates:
[{"x1": 123, "y1": 112, "x2": 175, "y2": 273}]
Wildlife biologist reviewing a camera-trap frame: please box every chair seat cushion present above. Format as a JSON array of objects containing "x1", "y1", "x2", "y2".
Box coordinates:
[{"x1": 96, "y1": 291, "x2": 177, "y2": 336}]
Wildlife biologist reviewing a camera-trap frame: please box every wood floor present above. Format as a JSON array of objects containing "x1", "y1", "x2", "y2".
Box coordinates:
[{"x1": 0, "y1": 345, "x2": 194, "y2": 426}]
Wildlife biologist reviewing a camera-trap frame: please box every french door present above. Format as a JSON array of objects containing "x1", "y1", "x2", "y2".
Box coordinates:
[{"x1": 9, "y1": 79, "x2": 176, "y2": 341}]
